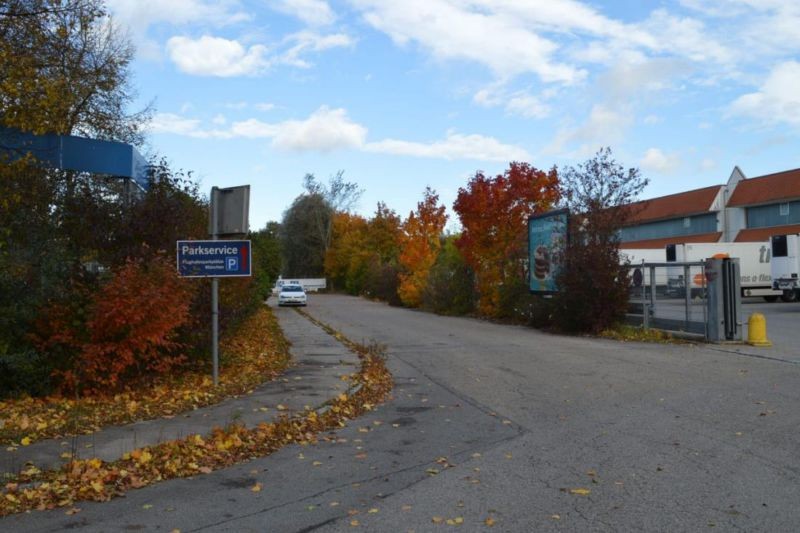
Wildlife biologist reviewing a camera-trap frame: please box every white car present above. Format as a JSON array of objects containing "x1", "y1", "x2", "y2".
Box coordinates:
[{"x1": 278, "y1": 284, "x2": 307, "y2": 306}]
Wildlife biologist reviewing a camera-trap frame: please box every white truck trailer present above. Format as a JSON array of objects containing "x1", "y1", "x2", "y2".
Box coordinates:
[
  {"x1": 620, "y1": 248, "x2": 669, "y2": 290},
  {"x1": 666, "y1": 242, "x2": 782, "y2": 301},
  {"x1": 770, "y1": 234, "x2": 800, "y2": 302},
  {"x1": 272, "y1": 277, "x2": 327, "y2": 295}
]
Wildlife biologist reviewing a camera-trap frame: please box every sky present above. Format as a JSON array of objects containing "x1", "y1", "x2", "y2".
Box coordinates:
[{"x1": 109, "y1": 0, "x2": 800, "y2": 231}]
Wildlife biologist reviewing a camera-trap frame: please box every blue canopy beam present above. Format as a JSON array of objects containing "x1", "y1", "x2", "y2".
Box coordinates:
[{"x1": 0, "y1": 126, "x2": 149, "y2": 190}]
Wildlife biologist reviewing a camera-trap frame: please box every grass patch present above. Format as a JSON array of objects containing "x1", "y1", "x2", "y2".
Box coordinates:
[{"x1": 599, "y1": 324, "x2": 692, "y2": 344}]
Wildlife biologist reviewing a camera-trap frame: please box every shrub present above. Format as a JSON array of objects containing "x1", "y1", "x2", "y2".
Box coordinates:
[
  {"x1": 422, "y1": 236, "x2": 476, "y2": 316},
  {"x1": 36, "y1": 254, "x2": 195, "y2": 394}
]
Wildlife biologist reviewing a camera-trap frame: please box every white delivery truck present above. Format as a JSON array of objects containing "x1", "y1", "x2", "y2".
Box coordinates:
[
  {"x1": 619, "y1": 248, "x2": 669, "y2": 291},
  {"x1": 272, "y1": 277, "x2": 327, "y2": 295},
  {"x1": 665, "y1": 242, "x2": 782, "y2": 301},
  {"x1": 770, "y1": 234, "x2": 800, "y2": 302}
]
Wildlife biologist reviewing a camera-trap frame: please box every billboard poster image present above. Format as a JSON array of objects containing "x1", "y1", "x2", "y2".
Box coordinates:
[{"x1": 528, "y1": 209, "x2": 569, "y2": 293}]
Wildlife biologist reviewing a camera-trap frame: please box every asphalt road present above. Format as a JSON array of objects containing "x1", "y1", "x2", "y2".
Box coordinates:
[
  {"x1": 304, "y1": 294, "x2": 800, "y2": 532},
  {"x1": 6, "y1": 294, "x2": 800, "y2": 532}
]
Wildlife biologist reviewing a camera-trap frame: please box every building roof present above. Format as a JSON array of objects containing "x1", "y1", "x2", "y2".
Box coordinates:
[
  {"x1": 620, "y1": 232, "x2": 722, "y2": 249},
  {"x1": 624, "y1": 185, "x2": 722, "y2": 225},
  {"x1": 734, "y1": 223, "x2": 800, "y2": 242},
  {"x1": 727, "y1": 168, "x2": 800, "y2": 207}
]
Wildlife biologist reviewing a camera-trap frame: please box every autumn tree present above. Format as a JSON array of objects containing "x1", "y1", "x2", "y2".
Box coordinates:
[
  {"x1": 553, "y1": 148, "x2": 649, "y2": 333},
  {"x1": 453, "y1": 162, "x2": 559, "y2": 316},
  {"x1": 325, "y1": 212, "x2": 370, "y2": 293},
  {"x1": 398, "y1": 188, "x2": 448, "y2": 307}
]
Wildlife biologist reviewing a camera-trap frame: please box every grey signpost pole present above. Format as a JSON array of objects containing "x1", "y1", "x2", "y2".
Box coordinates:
[{"x1": 210, "y1": 187, "x2": 220, "y2": 386}]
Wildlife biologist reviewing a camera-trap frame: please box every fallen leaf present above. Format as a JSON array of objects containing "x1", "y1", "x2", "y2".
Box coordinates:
[
  {"x1": 432, "y1": 516, "x2": 444, "y2": 524},
  {"x1": 65, "y1": 507, "x2": 81, "y2": 515},
  {"x1": 402, "y1": 505, "x2": 413, "y2": 511},
  {"x1": 143, "y1": 504, "x2": 153, "y2": 509},
  {"x1": 20, "y1": 437, "x2": 31, "y2": 446},
  {"x1": 368, "y1": 508, "x2": 379, "y2": 514},
  {"x1": 350, "y1": 519, "x2": 360, "y2": 527},
  {"x1": 551, "y1": 514, "x2": 561, "y2": 520},
  {"x1": 569, "y1": 488, "x2": 591, "y2": 496},
  {"x1": 312, "y1": 461, "x2": 323, "y2": 466},
  {"x1": 485, "y1": 517, "x2": 496, "y2": 526},
  {"x1": 251, "y1": 483, "x2": 262, "y2": 492}
]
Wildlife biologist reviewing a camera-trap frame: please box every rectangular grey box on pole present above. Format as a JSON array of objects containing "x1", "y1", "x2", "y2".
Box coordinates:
[{"x1": 209, "y1": 185, "x2": 250, "y2": 236}]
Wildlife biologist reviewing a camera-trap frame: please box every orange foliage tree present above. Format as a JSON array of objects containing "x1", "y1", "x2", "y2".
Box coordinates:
[
  {"x1": 325, "y1": 203, "x2": 403, "y2": 299},
  {"x1": 453, "y1": 162, "x2": 559, "y2": 316},
  {"x1": 398, "y1": 188, "x2": 448, "y2": 307},
  {"x1": 36, "y1": 254, "x2": 195, "y2": 394}
]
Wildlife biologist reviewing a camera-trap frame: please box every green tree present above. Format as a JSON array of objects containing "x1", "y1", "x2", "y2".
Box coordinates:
[{"x1": 251, "y1": 222, "x2": 283, "y2": 299}]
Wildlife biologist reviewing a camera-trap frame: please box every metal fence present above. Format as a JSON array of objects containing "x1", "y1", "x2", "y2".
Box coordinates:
[{"x1": 626, "y1": 261, "x2": 708, "y2": 338}]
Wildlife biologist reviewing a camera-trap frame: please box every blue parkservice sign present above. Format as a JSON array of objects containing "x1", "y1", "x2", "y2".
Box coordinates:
[{"x1": 177, "y1": 240, "x2": 251, "y2": 278}]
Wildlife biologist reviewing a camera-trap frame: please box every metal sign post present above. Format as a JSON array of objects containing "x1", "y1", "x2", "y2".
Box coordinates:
[
  {"x1": 211, "y1": 194, "x2": 219, "y2": 387},
  {"x1": 176, "y1": 185, "x2": 250, "y2": 387}
]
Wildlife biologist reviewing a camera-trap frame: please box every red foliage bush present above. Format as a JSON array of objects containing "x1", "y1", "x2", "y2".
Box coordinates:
[{"x1": 36, "y1": 255, "x2": 195, "y2": 394}]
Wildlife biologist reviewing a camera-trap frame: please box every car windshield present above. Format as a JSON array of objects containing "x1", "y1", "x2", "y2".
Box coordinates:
[{"x1": 282, "y1": 286, "x2": 304, "y2": 292}]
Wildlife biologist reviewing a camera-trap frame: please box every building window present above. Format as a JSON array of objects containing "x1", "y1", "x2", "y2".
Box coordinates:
[
  {"x1": 780, "y1": 203, "x2": 790, "y2": 216},
  {"x1": 683, "y1": 217, "x2": 691, "y2": 228}
]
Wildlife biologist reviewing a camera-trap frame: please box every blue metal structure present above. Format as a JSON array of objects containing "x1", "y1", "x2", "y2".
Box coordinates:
[
  {"x1": 619, "y1": 213, "x2": 718, "y2": 242},
  {"x1": 746, "y1": 201, "x2": 800, "y2": 228},
  {"x1": 0, "y1": 126, "x2": 149, "y2": 190}
]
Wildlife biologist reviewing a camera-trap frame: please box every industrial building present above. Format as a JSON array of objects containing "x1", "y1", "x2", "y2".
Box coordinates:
[{"x1": 620, "y1": 167, "x2": 800, "y2": 248}]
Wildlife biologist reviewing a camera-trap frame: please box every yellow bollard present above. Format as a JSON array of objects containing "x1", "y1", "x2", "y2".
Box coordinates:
[{"x1": 747, "y1": 313, "x2": 772, "y2": 347}]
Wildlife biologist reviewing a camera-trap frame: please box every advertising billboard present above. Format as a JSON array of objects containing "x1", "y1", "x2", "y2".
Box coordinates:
[{"x1": 528, "y1": 209, "x2": 569, "y2": 293}]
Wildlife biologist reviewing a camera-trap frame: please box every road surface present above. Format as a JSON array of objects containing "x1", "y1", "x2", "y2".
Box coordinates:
[{"x1": 5, "y1": 294, "x2": 799, "y2": 532}]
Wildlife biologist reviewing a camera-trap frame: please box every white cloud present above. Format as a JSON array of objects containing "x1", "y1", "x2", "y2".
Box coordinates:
[
  {"x1": 166, "y1": 35, "x2": 270, "y2": 76},
  {"x1": 255, "y1": 102, "x2": 276, "y2": 111},
  {"x1": 149, "y1": 113, "x2": 231, "y2": 138},
  {"x1": 365, "y1": 131, "x2": 530, "y2": 161},
  {"x1": 108, "y1": 0, "x2": 250, "y2": 30},
  {"x1": 640, "y1": 148, "x2": 681, "y2": 173},
  {"x1": 149, "y1": 107, "x2": 525, "y2": 161},
  {"x1": 643, "y1": 114, "x2": 662, "y2": 125},
  {"x1": 107, "y1": 0, "x2": 250, "y2": 60},
  {"x1": 349, "y1": 0, "x2": 585, "y2": 83},
  {"x1": 505, "y1": 93, "x2": 550, "y2": 119},
  {"x1": 473, "y1": 86, "x2": 550, "y2": 119},
  {"x1": 271, "y1": 106, "x2": 367, "y2": 151},
  {"x1": 212, "y1": 114, "x2": 227, "y2": 125},
  {"x1": 165, "y1": 32, "x2": 352, "y2": 76},
  {"x1": 546, "y1": 104, "x2": 633, "y2": 156},
  {"x1": 270, "y1": 0, "x2": 336, "y2": 26},
  {"x1": 149, "y1": 113, "x2": 203, "y2": 136},
  {"x1": 279, "y1": 31, "x2": 354, "y2": 68},
  {"x1": 729, "y1": 61, "x2": 800, "y2": 126}
]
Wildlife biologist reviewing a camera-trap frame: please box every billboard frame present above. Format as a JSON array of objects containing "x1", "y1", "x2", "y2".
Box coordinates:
[{"x1": 528, "y1": 208, "x2": 570, "y2": 295}]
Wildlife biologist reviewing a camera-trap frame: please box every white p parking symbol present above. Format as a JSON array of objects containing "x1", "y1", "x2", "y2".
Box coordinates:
[{"x1": 226, "y1": 257, "x2": 238, "y2": 271}]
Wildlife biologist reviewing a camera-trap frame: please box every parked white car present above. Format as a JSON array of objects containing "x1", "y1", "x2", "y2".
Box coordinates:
[{"x1": 278, "y1": 284, "x2": 307, "y2": 306}]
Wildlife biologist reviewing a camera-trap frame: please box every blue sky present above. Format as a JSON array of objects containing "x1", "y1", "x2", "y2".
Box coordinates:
[{"x1": 109, "y1": 0, "x2": 800, "y2": 231}]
